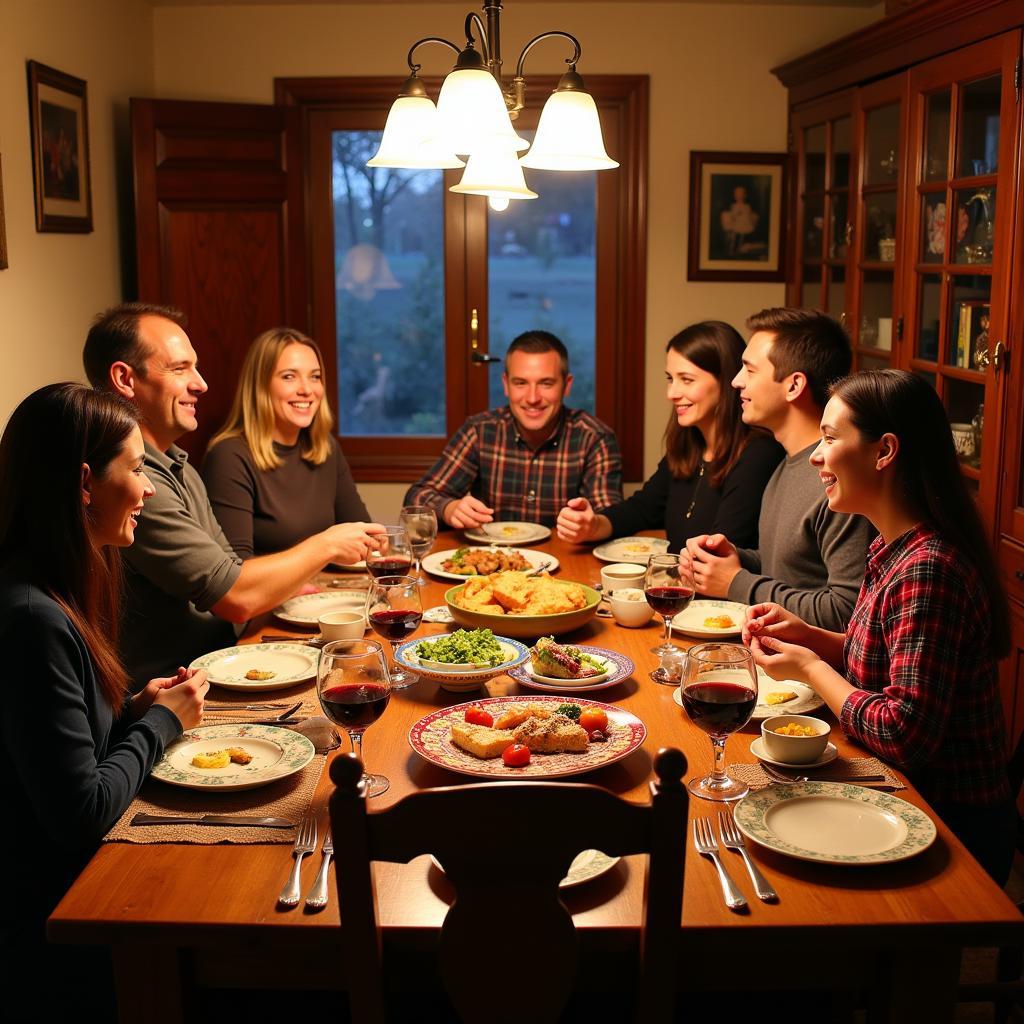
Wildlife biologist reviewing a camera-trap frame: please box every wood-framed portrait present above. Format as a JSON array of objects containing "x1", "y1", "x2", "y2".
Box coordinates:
[
  {"x1": 27, "y1": 60, "x2": 93, "y2": 233},
  {"x1": 687, "y1": 150, "x2": 787, "y2": 281}
]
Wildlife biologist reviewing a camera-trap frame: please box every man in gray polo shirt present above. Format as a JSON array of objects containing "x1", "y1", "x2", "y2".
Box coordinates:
[{"x1": 83, "y1": 303, "x2": 384, "y2": 684}]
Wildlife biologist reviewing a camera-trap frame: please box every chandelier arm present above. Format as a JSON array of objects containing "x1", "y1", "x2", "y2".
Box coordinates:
[
  {"x1": 464, "y1": 12, "x2": 491, "y2": 65},
  {"x1": 405, "y1": 36, "x2": 462, "y2": 73},
  {"x1": 514, "y1": 30, "x2": 581, "y2": 79}
]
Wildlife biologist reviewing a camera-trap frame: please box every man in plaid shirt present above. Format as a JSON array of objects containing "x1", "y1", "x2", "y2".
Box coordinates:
[{"x1": 404, "y1": 331, "x2": 622, "y2": 528}]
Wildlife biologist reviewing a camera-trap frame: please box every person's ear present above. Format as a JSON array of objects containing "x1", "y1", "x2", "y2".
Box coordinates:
[
  {"x1": 876, "y1": 432, "x2": 899, "y2": 470},
  {"x1": 785, "y1": 371, "x2": 808, "y2": 403},
  {"x1": 562, "y1": 373, "x2": 574, "y2": 399},
  {"x1": 501, "y1": 372, "x2": 511, "y2": 400},
  {"x1": 81, "y1": 463, "x2": 93, "y2": 506},
  {"x1": 109, "y1": 361, "x2": 136, "y2": 399}
]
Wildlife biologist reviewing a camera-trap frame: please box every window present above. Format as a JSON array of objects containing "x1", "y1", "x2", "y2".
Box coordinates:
[{"x1": 278, "y1": 75, "x2": 648, "y2": 481}]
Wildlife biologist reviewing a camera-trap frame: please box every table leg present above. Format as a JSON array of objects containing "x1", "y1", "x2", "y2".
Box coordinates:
[
  {"x1": 112, "y1": 944, "x2": 185, "y2": 1024},
  {"x1": 868, "y1": 945, "x2": 959, "y2": 1024}
]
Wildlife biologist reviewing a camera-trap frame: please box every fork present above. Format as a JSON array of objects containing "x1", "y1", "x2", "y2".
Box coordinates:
[
  {"x1": 304, "y1": 827, "x2": 334, "y2": 909},
  {"x1": 692, "y1": 817, "x2": 747, "y2": 910},
  {"x1": 278, "y1": 814, "x2": 318, "y2": 907},
  {"x1": 526, "y1": 560, "x2": 553, "y2": 577},
  {"x1": 718, "y1": 810, "x2": 777, "y2": 902},
  {"x1": 759, "y1": 762, "x2": 886, "y2": 785}
]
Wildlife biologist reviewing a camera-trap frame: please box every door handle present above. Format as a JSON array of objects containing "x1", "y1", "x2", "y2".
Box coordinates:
[{"x1": 469, "y1": 307, "x2": 499, "y2": 364}]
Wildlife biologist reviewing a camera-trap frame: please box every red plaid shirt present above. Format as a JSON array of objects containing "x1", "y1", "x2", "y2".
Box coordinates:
[
  {"x1": 404, "y1": 407, "x2": 622, "y2": 526},
  {"x1": 840, "y1": 524, "x2": 1009, "y2": 806}
]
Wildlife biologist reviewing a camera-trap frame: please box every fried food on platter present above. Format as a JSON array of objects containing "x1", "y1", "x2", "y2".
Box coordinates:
[
  {"x1": 441, "y1": 547, "x2": 530, "y2": 575},
  {"x1": 494, "y1": 702, "x2": 555, "y2": 730},
  {"x1": 451, "y1": 571, "x2": 588, "y2": 616}
]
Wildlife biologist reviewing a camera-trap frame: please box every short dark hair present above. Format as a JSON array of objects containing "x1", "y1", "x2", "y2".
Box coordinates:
[
  {"x1": 83, "y1": 302, "x2": 187, "y2": 389},
  {"x1": 504, "y1": 330, "x2": 569, "y2": 377},
  {"x1": 746, "y1": 307, "x2": 851, "y2": 409}
]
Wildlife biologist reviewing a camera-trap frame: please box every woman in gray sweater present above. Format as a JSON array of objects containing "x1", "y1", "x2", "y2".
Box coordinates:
[{"x1": 0, "y1": 383, "x2": 207, "y2": 1020}]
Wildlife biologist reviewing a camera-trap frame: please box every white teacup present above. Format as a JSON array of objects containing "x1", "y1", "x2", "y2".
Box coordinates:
[
  {"x1": 601, "y1": 562, "x2": 646, "y2": 593},
  {"x1": 318, "y1": 610, "x2": 366, "y2": 642}
]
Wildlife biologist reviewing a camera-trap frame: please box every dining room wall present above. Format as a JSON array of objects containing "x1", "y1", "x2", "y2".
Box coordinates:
[
  {"x1": 149, "y1": 1, "x2": 879, "y2": 520},
  {"x1": 0, "y1": 0, "x2": 153, "y2": 424}
]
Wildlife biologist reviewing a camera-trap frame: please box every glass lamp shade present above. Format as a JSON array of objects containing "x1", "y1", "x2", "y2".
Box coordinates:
[
  {"x1": 449, "y1": 146, "x2": 538, "y2": 202},
  {"x1": 436, "y1": 68, "x2": 529, "y2": 155},
  {"x1": 520, "y1": 88, "x2": 619, "y2": 171},
  {"x1": 367, "y1": 96, "x2": 464, "y2": 169},
  {"x1": 336, "y1": 244, "x2": 402, "y2": 301}
]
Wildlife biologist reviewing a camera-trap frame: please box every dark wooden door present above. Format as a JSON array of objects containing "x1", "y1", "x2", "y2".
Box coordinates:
[{"x1": 131, "y1": 98, "x2": 308, "y2": 459}]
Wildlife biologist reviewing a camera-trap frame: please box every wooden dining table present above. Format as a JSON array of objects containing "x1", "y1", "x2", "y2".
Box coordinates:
[{"x1": 49, "y1": 532, "x2": 1023, "y2": 1021}]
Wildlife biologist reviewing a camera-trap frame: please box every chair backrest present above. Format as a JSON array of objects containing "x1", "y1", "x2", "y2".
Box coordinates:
[{"x1": 329, "y1": 747, "x2": 688, "y2": 1024}]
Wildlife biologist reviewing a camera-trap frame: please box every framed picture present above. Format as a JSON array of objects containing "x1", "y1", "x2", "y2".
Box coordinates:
[
  {"x1": 687, "y1": 151, "x2": 787, "y2": 281},
  {"x1": 27, "y1": 60, "x2": 92, "y2": 233},
  {"x1": 0, "y1": 155, "x2": 8, "y2": 269}
]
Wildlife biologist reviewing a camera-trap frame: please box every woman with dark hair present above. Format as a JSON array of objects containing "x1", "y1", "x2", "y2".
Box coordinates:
[
  {"x1": 0, "y1": 383, "x2": 208, "y2": 1019},
  {"x1": 556, "y1": 321, "x2": 783, "y2": 552},
  {"x1": 203, "y1": 327, "x2": 371, "y2": 559},
  {"x1": 745, "y1": 369, "x2": 1014, "y2": 882}
]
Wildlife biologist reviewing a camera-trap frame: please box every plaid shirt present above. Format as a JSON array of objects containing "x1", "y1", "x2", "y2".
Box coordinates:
[
  {"x1": 404, "y1": 407, "x2": 623, "y2": 526},
  {"x1": 840, "y1": 524, "x2": 1009, "y2": 806}
]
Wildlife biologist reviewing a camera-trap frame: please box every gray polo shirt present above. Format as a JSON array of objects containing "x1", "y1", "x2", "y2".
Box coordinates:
[{"x1": 121, "y1": 443, "x2": 242, "y2": 686}]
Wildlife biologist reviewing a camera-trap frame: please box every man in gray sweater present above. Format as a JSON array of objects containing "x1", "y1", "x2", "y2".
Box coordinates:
[{"x1": 686, "y1": 307, "x2": 873, "y2": 631}]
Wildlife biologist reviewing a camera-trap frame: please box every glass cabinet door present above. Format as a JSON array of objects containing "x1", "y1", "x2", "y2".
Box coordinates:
[
  {"x1": 850, "y1": 75, "x2": 907, "y2": 371},
  {"x1": 906, "y1": 33, "x2": 1018, "y2": 525}
]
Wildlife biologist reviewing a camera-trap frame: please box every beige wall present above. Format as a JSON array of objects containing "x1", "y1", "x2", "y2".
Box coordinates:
[{"x1": 0, "y1": 0, "x2": 153, "y2": 422}]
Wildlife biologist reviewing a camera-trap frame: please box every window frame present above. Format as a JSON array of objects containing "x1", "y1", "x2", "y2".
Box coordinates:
[{"x1": 276, "y1": 75, "x2": 648, "y2": 482}]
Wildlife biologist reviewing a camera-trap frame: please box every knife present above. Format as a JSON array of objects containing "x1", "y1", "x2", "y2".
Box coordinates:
[{"x1": 131, "y1": 813, "x2": 295, "y2": 828}]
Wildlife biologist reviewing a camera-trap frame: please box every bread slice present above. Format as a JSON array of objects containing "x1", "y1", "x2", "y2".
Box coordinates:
[
  {"x1": 450, "y1": 722, "x2": 516, "y2": 759},
  {"x1": 491, "y1": 571, "x2": 532, "y2": 611},
  {"x1": 513, "y1": 714, "x2": 589, "y2": 754}
]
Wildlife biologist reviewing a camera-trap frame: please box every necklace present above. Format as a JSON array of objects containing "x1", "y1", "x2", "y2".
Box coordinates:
[{"x1": 685, "y1": 462, "x2": 706, "y2": 519}]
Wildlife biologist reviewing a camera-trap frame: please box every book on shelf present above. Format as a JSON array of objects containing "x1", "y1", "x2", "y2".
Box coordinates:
[{"x1": 956, "y1": 300, "x2": 990, "y2": 370}]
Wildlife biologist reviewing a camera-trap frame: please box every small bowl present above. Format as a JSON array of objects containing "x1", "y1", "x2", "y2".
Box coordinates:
[
  {"x1": 608, "y1": 587, "x2": 653, "y2": 627},
  {"x1": 760, "y1": 715, "x2": 831, "y2": 765},
  {"x1": 318, "y1": 610, "x2": 366, "y2": 642},
  {"x1": 600, "y1": 562, "x2": 647, "y2": 593}
]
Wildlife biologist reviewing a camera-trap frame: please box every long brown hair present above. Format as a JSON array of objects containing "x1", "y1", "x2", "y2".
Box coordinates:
[
  {"x1": 0, "y1": 383, "x2": 139, "y2": 706},
  {"x1": 831, "y1": 369, "x2": 1009, "y2": 655},
  {"x1": 663, "y1": 321, "x2": 753, "y2": 487},
  {"x1": 208, "y1": 327, "x2": 335, "y2": 472}
]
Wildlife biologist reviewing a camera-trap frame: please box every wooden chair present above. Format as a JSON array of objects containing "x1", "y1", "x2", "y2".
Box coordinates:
[{"x1": 329, "y1": 747, "x2": 689, "y2": 1024}]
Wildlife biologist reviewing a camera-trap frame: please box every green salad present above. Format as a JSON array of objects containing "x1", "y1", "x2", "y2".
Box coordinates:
[{"x1": 415, "y1": 628, "x2": 507, "y2": 666}]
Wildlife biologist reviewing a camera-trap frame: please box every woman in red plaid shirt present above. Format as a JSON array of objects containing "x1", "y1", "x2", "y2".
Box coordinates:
[{"x1": 744, "y1": 369, "x2": 1014, "y2": 882}]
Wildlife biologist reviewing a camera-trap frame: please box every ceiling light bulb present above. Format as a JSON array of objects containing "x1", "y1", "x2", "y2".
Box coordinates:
[{"x1": 488, "y1": 196, "x2": 511, "y2": 212}]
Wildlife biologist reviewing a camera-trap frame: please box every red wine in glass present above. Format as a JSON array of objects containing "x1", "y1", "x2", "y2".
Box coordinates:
[
  {"x1": 367, "y1": 556, "x2": 413, "y2": 579},
  {"x1": 368, "y1": 608, "x2": 422, "y2": 641},
  {"x1": 645, "y1": 585, "x2": 695, "y2": 618},
  {"x1": 320, "y1": 683, "x2": 391, "y2": 730},
  {"x1": 681, "y1": 680, "x2": 757, "y2": 736}
]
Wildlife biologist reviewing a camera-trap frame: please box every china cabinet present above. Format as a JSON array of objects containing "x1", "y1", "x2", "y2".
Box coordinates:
[{"x1": 775, "y1": 0, "x2": 1024, "y2": 747}]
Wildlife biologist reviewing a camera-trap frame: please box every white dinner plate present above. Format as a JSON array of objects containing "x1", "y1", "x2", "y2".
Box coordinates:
[
  {"x1": 329, "y1": 560, "x2": 366, "y2": 571},
  {"x1": 592, "y1": 536, "x2": 670, "y2": 564},
  {"x1": 672, "y1": 667, "x2": 825, "y2": 720},
  {"x1": 152, "y1": 723, "x2": 316, "y2": 792},
  {"x1": 431, "y1": 848, "x2": 620, "y2": 889},
  {"x1": 671, "y1": 599, "x2": 747, "y2": 638},
  {"x1": 274, "y1": 590, "x2": 368, "y2": 628},
  {"x1": 506, "y1": 645, "x2": 636, "y2": 694},
  {"x1": 464, "y1": 522, "x2": 552, "y2": 545},
  {"x1": 734, "y1": 782, "x2": 936, "y2": 865},
  {"x1": 422, "y1": 546, "x2": 560, "y2": 582},
  {"x1": 190, "y1": 643, "x2": 320, "y2": 691},
  {"x1": 748, "y1": 737, "x2": 839, "y2": 770}
]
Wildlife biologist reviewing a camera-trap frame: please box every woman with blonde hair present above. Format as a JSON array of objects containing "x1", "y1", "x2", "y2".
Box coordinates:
[{"x1": 203, "y1": 327, "x2": 369, "y2": 558}]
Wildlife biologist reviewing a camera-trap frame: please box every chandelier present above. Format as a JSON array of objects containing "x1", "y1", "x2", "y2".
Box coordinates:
[{"x1": 367, "y1": 0, "x2": 618, "y2": 211}]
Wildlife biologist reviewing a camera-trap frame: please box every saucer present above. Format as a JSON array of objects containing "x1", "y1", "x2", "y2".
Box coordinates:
[{"x1": 749, "y1": 736, "x2": 838, "y2": 770}]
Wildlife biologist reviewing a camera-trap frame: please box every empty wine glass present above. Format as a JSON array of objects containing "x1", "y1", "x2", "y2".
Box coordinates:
[
  {"x1": 645, "y1": 553, "x2": 695, "y2": 674},
  {"x1": 680, "y1": 643, "x2": 758, "y2": 801},
  {"x1": 399, "y1": 504, "x2": 438, "y2": 582},
  {"x1": 365, "y1": 526, "x2": 413, "y2": 579},
  {"x1": 366, "y1": 574, "x2": 422, "y2": 689},
  {"x1": 317, "y1": 639, "x2": 392, "y2": 798}
]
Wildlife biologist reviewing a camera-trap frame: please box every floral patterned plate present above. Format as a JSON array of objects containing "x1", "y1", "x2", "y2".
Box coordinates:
[
  {"x1": 190, "y1": 643, "x2": 321, "y2": 691},
  {"x1": 672, "y1": 667, "x2": 824, "y2": 719},
  {"x1": 671, "y1": 599, "x2": 748, "y2": 638},
  {"x1": 151, "y1": 723, "x2": 316, "y2": 792},
  {"x1": 274, "y1": 590, "x2": 368, "y2": 628},
  {"x1": 508, "y1": 646, "x2": 636, "y2": 694},
  {"x1": 592, "y1": 536, "x2": 670, "y2": 564},
  {"x1": 408, "y1": 695, "x2": 646, "y2": 779},
  {"x1": 464, "y1": 522, "x2": 552, "y2": 545},
  {"x1": 733, "y1": 781, "x2": 936, "y2": 865}
]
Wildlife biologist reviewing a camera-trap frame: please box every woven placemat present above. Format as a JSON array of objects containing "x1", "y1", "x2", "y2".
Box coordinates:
[
  {"x1": 731, "y1": 756, "x2": 904, "y2": 792},
  {"x1": 104, "y1": 754, "x2": 326, "y2": 844},
  {"x1": 202, "y1": 679, "x2": 320, "y2": 725}
]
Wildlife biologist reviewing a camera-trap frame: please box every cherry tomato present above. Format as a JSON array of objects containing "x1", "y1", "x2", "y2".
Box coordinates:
[
  {"x1": 464, "y1": 706, "x2": 494, "y2": 727},
  {"x1": 502, "y1": 743, "x2": 531, "y2": 767},
  {"x1": 578, "y1": 708, "x2": 609, "y2": 734}
]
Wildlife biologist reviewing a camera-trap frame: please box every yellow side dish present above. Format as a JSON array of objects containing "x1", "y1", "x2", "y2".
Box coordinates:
[
  {"x1": 764, "y1": 691, "x2": 798, "y2": 705},
  {"x1": 773, "y1": 723, "x2": 817, "y2": 736}
]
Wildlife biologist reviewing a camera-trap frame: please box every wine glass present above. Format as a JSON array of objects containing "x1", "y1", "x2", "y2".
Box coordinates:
[
  {"x1": 365, "y1": 526, "x2": 413, "y2": 579},
  {"x1": 366, "y1": 574, "x2": 422, "y2": 689},
  {"x1": 680, "y1": 642, "x2": 758, "y2": 801},
  {"x1": 645, "y1": 553, "x2": 695, "y2": 674},
  {"x1": 317, "y1": 638, "x2": 392, "y2": 798},
  {"x1": 399, "y1": 504, "x2": 438, "y2": 582}
]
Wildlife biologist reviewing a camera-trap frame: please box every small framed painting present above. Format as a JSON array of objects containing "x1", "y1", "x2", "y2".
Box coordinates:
[
  {"x1": 27, "y1": 60, "x2": 93, "y2": 233},
  {"x1": 687, "y1": 151, "x2": 787, "y2": 282}
]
